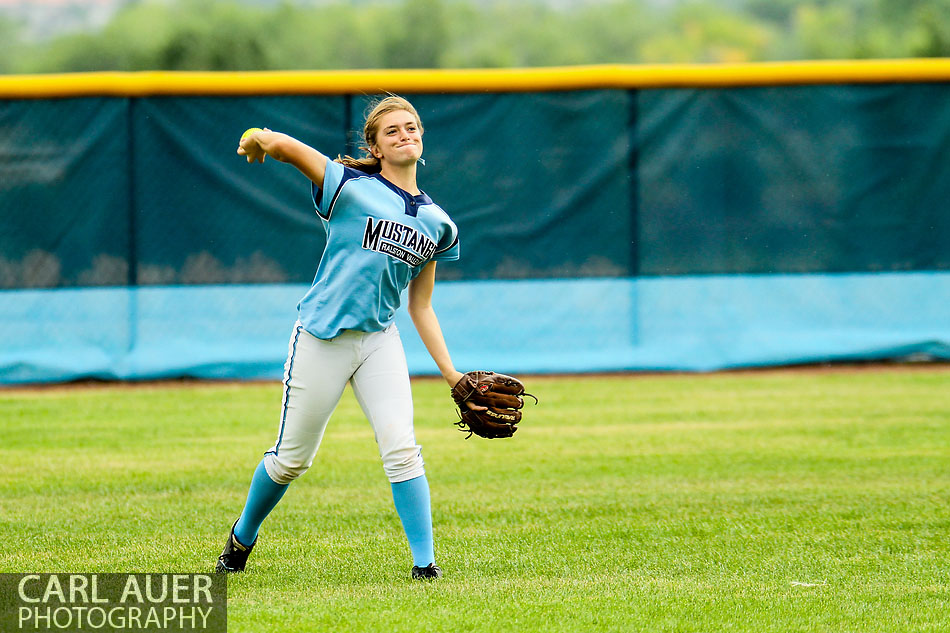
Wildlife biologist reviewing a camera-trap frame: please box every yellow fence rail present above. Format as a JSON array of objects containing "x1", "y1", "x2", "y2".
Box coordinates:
[{"x1": 1, "y1": 59, "x2": 949, "y2": 98}]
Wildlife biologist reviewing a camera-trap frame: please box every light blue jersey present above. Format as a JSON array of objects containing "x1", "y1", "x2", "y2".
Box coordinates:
[{"x1": 297, "y1": 159, "x2": 460, "y2": 340}]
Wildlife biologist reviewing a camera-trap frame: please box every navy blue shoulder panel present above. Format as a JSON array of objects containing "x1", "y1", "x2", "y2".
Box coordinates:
[
  {"x1": 435, "y1": 233, "x2": 459, "y2": 255},
  {"x1": 323, "y1": 165, "x2": 371, "y2": 220}
]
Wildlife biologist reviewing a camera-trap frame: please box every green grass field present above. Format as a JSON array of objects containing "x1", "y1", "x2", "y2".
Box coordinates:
[{"x1": 2, "y1": 368, "x2": 948, "y2": 632}]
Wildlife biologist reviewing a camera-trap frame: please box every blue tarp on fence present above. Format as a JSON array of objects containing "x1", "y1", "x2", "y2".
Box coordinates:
[{"x1": 2, "y1": 272, "x2": 947, "y2": 384}]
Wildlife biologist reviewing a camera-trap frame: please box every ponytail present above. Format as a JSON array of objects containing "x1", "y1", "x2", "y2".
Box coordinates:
[{"x1": 335, "y1": 153, "x2": 382, "y2": 174}]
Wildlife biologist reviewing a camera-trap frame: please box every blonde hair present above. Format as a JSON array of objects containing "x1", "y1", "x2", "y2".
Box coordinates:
[{"x1": 336, "y1": 95, "x2": 424, "y2": 174}]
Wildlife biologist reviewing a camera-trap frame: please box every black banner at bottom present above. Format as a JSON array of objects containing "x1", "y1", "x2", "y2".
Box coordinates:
[{"x1": 0, "y1": 574, "x2": 226, "y2": 633}]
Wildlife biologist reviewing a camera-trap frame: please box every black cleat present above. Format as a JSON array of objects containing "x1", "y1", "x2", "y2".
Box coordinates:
[
  {"x1": 411, "y1": 563, "x2": 443, "y2": 580},
  {"x1": 215, "y1": 521, "x2": 256, "y2": 573}
]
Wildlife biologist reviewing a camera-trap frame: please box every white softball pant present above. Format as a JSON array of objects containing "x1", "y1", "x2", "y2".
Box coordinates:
[{"x1": 262, "y1": 322, "x2": 424, "y2": 485}]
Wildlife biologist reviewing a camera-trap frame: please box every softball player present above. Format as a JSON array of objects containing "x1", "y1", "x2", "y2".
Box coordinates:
[{"x1": 216, "y1": 96, "x2": 471, "y2": 580}]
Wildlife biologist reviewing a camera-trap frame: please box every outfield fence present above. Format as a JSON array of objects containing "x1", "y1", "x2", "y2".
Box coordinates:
[{"x1": 1, "y1": 62, "x2": 948, "y2": 383}]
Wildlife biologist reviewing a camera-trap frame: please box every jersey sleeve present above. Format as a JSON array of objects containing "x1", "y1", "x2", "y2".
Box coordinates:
[
  {"x1": 311, "y1": 160, "x2": 345, "y2": 220},
  {"x1": 432, "y1": 218, "x2": 460, "y2": 262}
]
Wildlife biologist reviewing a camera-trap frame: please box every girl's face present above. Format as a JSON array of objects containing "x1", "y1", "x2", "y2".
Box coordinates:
[{"x1": 371, "y1": 109, "x2": 423, "y2": 166}]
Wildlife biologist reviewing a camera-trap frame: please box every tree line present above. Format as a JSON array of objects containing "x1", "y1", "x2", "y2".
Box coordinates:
[{"x1": 2, "y1": 0, "x2": 949, "y2": 74}]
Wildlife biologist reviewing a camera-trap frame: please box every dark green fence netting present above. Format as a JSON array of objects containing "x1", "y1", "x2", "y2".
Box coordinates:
[{"x1": 2, "y1": 84, "x2": 948, "y2": 289}]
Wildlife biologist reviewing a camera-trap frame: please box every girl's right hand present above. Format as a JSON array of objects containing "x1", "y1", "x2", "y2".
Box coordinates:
[{"x1": 237, "y1": 128, "x2": 270, "y2": 163}]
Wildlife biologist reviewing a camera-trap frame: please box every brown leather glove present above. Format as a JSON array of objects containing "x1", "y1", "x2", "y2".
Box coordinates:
[{"x1": 450, "y1": 371, "x2": 537, "y2": 439}]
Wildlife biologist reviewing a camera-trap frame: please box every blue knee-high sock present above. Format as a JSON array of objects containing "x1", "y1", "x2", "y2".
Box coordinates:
[
  {"x1": 391, "y1": 474, "x2": 435, "y2": 567},
  {"x1": 233, "y1": 459, "x2": 289, "y2": 546}
]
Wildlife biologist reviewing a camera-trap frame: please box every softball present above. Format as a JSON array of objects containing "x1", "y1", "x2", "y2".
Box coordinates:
[{"x1": 241, "y1": 127, "x2": 263, "y2": 140}]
